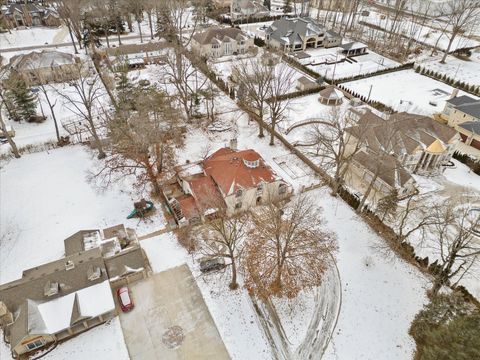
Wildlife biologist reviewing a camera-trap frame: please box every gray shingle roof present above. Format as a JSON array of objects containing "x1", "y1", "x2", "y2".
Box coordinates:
[
  {"x1": 266, "y1": 17, "x2": 325, "y2": 46},
  {"x1": 456, "y1": 102, "x2": 480, "y2": 119},
  {"x1": 458, "y1": 121, "x2": 480, "y2": 135},
  {"x1": 445, "y1": 95, "x2": 477, "y2": 107},
  {"x1": 339, "y1": 42, "x2": 368, "y2": 51},
  {"x1": 193, "y1": 27, "x2": 247, "y2": 45}
]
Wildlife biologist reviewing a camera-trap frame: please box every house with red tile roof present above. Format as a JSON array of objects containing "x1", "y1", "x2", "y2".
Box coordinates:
[{"x1": 162, "y1": 147, "x2": 291, "y2": 225}]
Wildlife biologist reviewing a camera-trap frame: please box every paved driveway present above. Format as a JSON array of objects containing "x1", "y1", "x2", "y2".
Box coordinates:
[{"x1": 118, "y1": 264, "x2": 230, "y2": 360}]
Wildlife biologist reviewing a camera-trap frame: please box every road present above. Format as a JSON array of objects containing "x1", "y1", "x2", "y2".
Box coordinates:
[{"x1": 252, "y1": 257, "x2": 342, "y2": 360}]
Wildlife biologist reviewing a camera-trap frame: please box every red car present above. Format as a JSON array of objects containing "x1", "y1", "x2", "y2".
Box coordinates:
[{"x1": 117, "y1": 286, "x2": 134, "y2": 312}]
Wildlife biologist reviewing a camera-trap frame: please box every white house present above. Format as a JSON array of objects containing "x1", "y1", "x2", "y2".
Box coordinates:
[{"x1": 192, "y1": 27, "x2": 254, "y2": 58}]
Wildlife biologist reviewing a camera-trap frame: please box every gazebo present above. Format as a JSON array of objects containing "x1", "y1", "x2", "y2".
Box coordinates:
[
  {"x1": 339, "y1": 42, "x2": 368, "y2": 56},
  {"x1": 319, "y1": 85, "x2": 344, "y2": 105}
]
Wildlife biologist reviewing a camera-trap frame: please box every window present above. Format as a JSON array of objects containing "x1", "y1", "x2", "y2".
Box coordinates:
[
  {"x1": 235, "y1": 189, "x2": 243, "y2": 198},
  {"x1": 26, "y1": 339, "x2": 44, "y2": 351},
  {"x1": 212, "y1": 44, "x2": 220, "y2": 49},
  {"x1": 278, "y1": 183, "x2": 287, "y2": 195},
  {"x1": 235, "y1": 202, "x2": 242, "y2": 210},
  {"x1": 257, "y1": 183, "x2": 263, "y2": 193},
  {"x1": 239, "y1": 41, "x2": 245, "y2": 45}
]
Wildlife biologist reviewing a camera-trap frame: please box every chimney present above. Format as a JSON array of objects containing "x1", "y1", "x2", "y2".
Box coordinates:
[
  {"x1": 450, "y1": 88, "x2": 459, "y2": 99},
  {"x1": 230, "y1": 138, "x2": 238, "y2": 151}
]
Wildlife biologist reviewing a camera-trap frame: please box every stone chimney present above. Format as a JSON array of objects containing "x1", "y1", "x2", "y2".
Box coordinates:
[
  {"x1": 229, "y1": 138, "x2": 238, "y2": 151},
  {"x1": 450, "y1": 88, "x2": 459, "y2": 99}
]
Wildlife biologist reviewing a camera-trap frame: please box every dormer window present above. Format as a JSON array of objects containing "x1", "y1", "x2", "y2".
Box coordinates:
[
  {"x1": 243, "y1": 159, "x2": 259, "y2": 168},
  {"x1": 236, "y1": 189, "x2": 243, "y2": 198},
  {"x1": 44, "y1": 281, "x2": 59, "y2": 297},
  {"x1": 257, "y1": 183, "x2": 263, "y2": 193},
  {"x1": 87, "y1": 266, "x2": 101, "y2": 281}
]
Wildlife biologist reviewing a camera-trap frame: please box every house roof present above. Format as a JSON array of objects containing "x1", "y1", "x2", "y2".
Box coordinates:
[
  {"x1": 8, "y1": 280, "x2": 114, "y2": 349},
  {"x1": 193, "y1": 27, "x2": 248, "y2": 45},
  {"x1": 104, "y1": 246, "x2": 147, "y2": 280},
  {"x1": 297, "y1": 76, "x2": 316, "y2": 86},
  {"x1": 104, "y1": 42, "x2": 167, "y2": 57},
  {"x1": 352, "y1": 151, "x2": 414, "y2": 188},
  {"x1": 458, "y1": 121, "x2": 480, "y2": 135},
  {"x1": 188, "y1": 173, "x2": 225, "y2": 211},
  {"x1": 266, "y1": 17, "x2": 326, "y2": 46},
  {"x1": 445, "y1": 95, "x2": 477, "y2": 107},
  {"x1": 4, "y1": 3, "x2": 46, "y2": 16},
  {"x1": 455, "y1": 101, "x2": 480, "y2": 119},
  {"x1": 347, "y1": 112, "x2": 457, "y2": 157},
  {"x1": 9, "y1": 50, "x2": 77, "y2": 71},
  {"x1": 202, "y1": 148, "x2": 278, "y2": 196},
  {"x1": 339, "y1": 42, "x2": 368, "y2": 51},
  {"x1": 319, "y1": 85, "x2": 344, "y2": 100}
]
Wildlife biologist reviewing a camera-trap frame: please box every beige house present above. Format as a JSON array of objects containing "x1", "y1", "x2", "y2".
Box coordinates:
[
  {"x1": 0, "y1": 225, "x2": 150, "y2": 358},
  {"x1": 103, "y1": 42, "x2": 168, "y2": 71},
  {"x1": 346, "y1": 111, "x2": 459, "y2": 176},
  {"x1": 231, "y1": 0, "x2": 269, "y2": 20},
  {"x1": 343, "y1": 150, "x2": 417, "y2": 209},
  {"x1": 192, "y1": 27, "x2": 254, "y2": 58},
  {"x1": 441, "y1": 94, "x2": 480, "y2": 127},
  {"x1": 265, "y1": 17, "x2": 342, "y2": 52},
  {"x1": 163, "y1": 146, "x2": 292, "y2": 225},
  {"x1": 457, "y1": 121, "x2": 480, "y2": 153},
  {"x1": 7, "y1": 50, "x2": 84, "y2": 86}
]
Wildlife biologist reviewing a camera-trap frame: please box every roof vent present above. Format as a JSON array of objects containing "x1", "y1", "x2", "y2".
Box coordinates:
[
  {"x1": 244, "y1": 159, "x2": 259, "y2": 168},
  {"x1": 65, "y1": 260, "x2": 75, "y2": 271},
  {"x1": 44, "y1": 281, "x2": 59, "y2": 297}
]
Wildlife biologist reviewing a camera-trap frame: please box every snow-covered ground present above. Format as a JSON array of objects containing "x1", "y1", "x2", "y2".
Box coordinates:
[
  {"x1": 342, "y1": 69, "x2": 477, "y2": 115},
  {"x1": 0, "y1": 26, "x2": 68, "y2": 49},
  {"x1": 0, "y1": 146, "x2": 165, "y2": 284},
  {"x1": 300, "y1": 47, "x2": 400, "y2": 80},
  {"x1": 416, "y1": 51, "x2": 480, "y2": 88}
]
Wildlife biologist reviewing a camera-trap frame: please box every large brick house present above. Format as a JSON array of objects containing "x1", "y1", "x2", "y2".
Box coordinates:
[
  {"x1": 2, "y1": 3, "x2": 61, "y2": 28},
  {"x1": 163, "y1": 146, "x2": 292, "y2": 225}
]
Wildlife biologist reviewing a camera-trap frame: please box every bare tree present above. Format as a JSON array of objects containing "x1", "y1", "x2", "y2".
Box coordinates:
[
  {"x1": 56, "y1": 63, "x2": 106, "y2": 158},
  {"x1": 437, "y1": 0, "x2": 480, "y2": 63},
  {"x1": 427, "y1": 197, "x2": 480, "y2": 295},
  {"x1": 232, "y1": 57, "x2": 274, "y2": 138},
  {"x1": 306, "y1": 107, "x2": 366, "y2": 196},
  {"x1": 242, "y1": 195, "x2": 337, "y2": 299},
  {"x1": 92, "y1": 86, "x2": 184, "y2": 195},
  {"x1": 51, "y1": 0, "x2": 85, "y2": 53},
  {"x1": 200, "y1": 212, "x2": 249, "y2": 289},
  {"x1": 162, "y1": 49, "x2": 207, "y2": 121},
  {"x1": 265, "y1": 62, "x2": 295, "y2": 146}
]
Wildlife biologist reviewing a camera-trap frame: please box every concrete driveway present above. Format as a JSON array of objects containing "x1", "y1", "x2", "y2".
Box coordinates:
[{"x1": 118, "y1": 264, "x2": 230, "y2": 360}]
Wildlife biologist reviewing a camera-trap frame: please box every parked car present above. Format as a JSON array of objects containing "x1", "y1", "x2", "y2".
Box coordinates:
[
  {"x1": 199, "y1": 257, "x2": 225, "y2": 273},
  {"x1": 117, "y1": 286, "x2": 134, "y2": 312}
]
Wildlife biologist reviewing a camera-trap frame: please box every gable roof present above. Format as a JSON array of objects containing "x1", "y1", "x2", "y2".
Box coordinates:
[
  {"x1": 446, "y1": 95, "x2": 477, "y2": 107},
  {"x1": 202, "y1": 148, "x2": 278, "y2": 196},
  {"x1": 9, "y1": 50, "x2": 77, "y2": 71},
  {"x1": 193, "y1": 27, "x2": 247, "y2": 45},
  {"x1": 458, "y1": 121, "x2": 480, "y2": 135},
  {"x1": 455, "y1": 101, "x2": 480, "y2": 119},
  {"x1": 352, "y1": 151, "x2": 414, "y2": 188},
  {"x1": 267, "y1": 17, "x2": 326, "y2": 45},
  {"x1": 339, "y1": 42, "x2": 368, "y2": 51}
]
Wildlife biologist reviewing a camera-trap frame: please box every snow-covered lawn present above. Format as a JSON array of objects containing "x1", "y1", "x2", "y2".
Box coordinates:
[
  {"x1": 342, "y1": 69, "x2": 477, "y2": 115},
  {"x1": 443, "y1": 159, "x2": 480, "y2": 193},
  {"x1": 300, "y1": 47, "x2": 400, "y2": 80},
  {"x1": 0, "y1": 145, "x2": 165, "y2": 284},
  {"x1": 0, "y1": 26, "x2": 68, "y2": 49},
  {"x1": 313, "y1": 187, "x2": 429, "y2": 360},
  {"x1": 417, "y1": 52, "x2": 480, "y2": 89}
]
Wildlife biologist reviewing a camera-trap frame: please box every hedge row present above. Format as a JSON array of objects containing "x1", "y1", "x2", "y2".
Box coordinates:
[
  {"x1": 414, "y1": 65, "x2": 480, "y2": 96},
  {"x1": 335, "y1": 62, "x2": 414, "y2": 84}
]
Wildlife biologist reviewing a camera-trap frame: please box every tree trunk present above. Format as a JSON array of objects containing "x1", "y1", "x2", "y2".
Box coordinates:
[
  {"x1": 66, "y1": 21, "x2": 78, "y2": 54},
  {"x1": 229, "y1": 256, "x2": 239, "y2": 289},
  {"x1": 104, "y1": 25, "x2": 110, "y2": 48},
  {"x1": 258, "y1": 109, "x2": 264, "y2": 137},
  {"x1": 92, "y1": 54, "x2": 118, "y2": 111},
  {"x1": 137, "y1": 19, "x2": 143, "y2": 43},
  {"x1": 86, "y1": 109, "x2": 105, "y2": 159},
  {"x1": 440, "y1": 32, "x2": 456, "y2": 64},
  {"x1": 148, "y1": 11, "x2": 154, "y2": 40},
  {"x1": 357, "y1": 171, "x2": 379, "y2": 212},
  {"x1": 0, "y1": 112, "x2": 20, "y2": 158},
  {"x1": 269, "y1": 115, "x2": 276, "y2": 145},
  {"x1": 42, "y1": 90, "x2": 60, "y2": 142}
]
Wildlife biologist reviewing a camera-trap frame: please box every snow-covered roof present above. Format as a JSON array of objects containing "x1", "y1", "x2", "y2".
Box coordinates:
[
  {"x1": 9, "y1": 50, "x2": 77, "y2": 71},
  {"x1": 28, "y1": 280, "x2": 114, "y2": 334},
  {"x1": 339, "y1": 42, "x2": 368, "y2": 51}
]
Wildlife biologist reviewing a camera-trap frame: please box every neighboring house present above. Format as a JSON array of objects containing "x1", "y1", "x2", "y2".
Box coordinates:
[
  {"x1": 192, "y1": 27, "x2": 254, "y2": 58},
  {"x1": 230, "y1": 0, "x2": 269, "y2": 20},
  {"x1": 440, "y1": 94, "x2": 480, "y2": 127},
  {"x1": 457, "y1": 121, "x2": 480, "y2": 152},
  {"x1": 339, "y1": 42, "x2": 368, "y2": 56},
  {"x1": 0, "y1": 224, "x2": 150, "y2": 358},
  {"x1": 103, "y1": 42, "x2": 167, "y2": 71},
  {"x1": 265, "y1": 17, "x2": 341, "y2": 52},
  {"x1": 2, "y1": 3, "x2": 61, "y2": 28},
  {"x1": 212, "y1": 0, "x2": 232, "y2": 7},
  {"x1": 163, "y1": 145, "x2": 292, "y2": 225},
  {"x1": 7, "y1": 50, "x2": 83, "y2": 86},
  {"x1": 345, "y1": 111, "x2": 459, "y2": 176}
]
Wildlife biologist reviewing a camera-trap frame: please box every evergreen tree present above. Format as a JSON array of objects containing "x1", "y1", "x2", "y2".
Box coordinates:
[{"x1": 5, "y1": 73, "x2": 37, "y2": 122}]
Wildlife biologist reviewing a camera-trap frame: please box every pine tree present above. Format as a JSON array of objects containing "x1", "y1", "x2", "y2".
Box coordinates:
[{"x1": 5, "y1": 73, "x2": 37, "y2": 122}]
